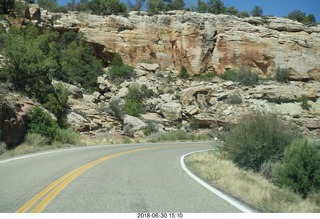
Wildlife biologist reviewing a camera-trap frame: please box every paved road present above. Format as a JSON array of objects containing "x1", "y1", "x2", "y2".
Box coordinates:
[{"x1": 0, "y1": 142, "x2": 243, "y2": 213}]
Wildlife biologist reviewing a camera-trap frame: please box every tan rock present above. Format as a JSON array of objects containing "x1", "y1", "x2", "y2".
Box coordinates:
[
  {"x1": 179, "y1": 85, "x2": 211, "y2": 106},
  {"x1": 51, "y1": 12, "x2": 320, "y2": 80},
  {"x1": 184, "y1": 105, "x2": 199, "y2": 115},
  {"x1": 118, "y1": 87, "x2": 128, "y2": 98},
  {"x1": 67, "y1": 112, "x2": 90, "y2": 132},
  {"x1": 137, "y1": 63, "x2": 160, "y2": 72},
  {"x1": 26, "y1": 4, "x2": 41, "y2": 21},
  {"x1": 124, "y1": 115, "x2": 147, "y2": 131},
  {"x1": 160, "y1": 102, "x2": 182, "y2": 120},
  {"x1": 140, "y1": 113, "x2": 169, "y2": 123}
]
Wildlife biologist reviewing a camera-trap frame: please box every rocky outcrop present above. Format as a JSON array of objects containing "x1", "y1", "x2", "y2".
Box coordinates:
[
  {"x1": 8, "y1": 4, "x2": 317, "y2": 139},
  {"x1": 63, "y1": 62, "x2": 319, "y2": 138},
  {"x1": 48, "y1": 11, "x2": 320, "y2": 80}
]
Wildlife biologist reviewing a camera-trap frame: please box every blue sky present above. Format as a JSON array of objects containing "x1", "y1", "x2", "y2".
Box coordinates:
[{"x1": 56, "y1": 0, "x2": 320, "y2": 22}]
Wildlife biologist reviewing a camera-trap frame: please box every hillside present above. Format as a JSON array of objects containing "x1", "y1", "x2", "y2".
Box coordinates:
[{"x1": 0, "y1": 3, "x2": 320, "y2": 149}]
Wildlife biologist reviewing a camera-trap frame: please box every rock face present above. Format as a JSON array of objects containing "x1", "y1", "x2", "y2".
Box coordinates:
[
  {"x1": 0, "y1": 100, "x2": 32, "y2": 149},
  {"x1": 5, "y1": 5, "x2": 317, "y2": 140},
  {"x1": 84, "y1": 62, "x2": 319, "y2": 137},
  {"x1": 50, "y1": 11, "x2": 320, "y2": 80}
]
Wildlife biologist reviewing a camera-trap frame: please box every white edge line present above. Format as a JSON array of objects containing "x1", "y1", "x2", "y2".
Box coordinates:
[{"x1": 180, "y1": 149, "x2": 255, "y2": 213}]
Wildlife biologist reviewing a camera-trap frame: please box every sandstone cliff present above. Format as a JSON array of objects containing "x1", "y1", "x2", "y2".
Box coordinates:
[
  {"x1": 49, "y1": 10, "x2": 320, "y2": 80},
  {"x1": 1, "y1": 5, "x2": 320, "y2": 147}
]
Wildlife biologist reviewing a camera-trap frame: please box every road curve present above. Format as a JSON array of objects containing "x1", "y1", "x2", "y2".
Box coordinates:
[{"x1": 0, "y1": 142, "x2": 243, "y2": 213}]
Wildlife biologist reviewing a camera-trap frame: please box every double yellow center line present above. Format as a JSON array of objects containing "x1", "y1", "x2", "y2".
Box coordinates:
[{"x1": 17, "y1": 147, "x2": 168, "y2": 213}]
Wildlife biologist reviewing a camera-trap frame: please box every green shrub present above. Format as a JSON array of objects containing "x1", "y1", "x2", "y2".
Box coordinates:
[
  {"x1": 111, "y1": 53, "x2": 124, "y2": 67},
  {"x1": 300, "y1": 96, "x2": 311, "y2": 111},
  {"x1": 0, "y1": 0, "x2": 15, "y2": 14},
  {"x1": 193, "y1": 72, "x2": 216, "y2": 81},
  {"x1": 13, "y1": 0, "x2": 27, "y2": 17},
  {"x1": 38, "y1": 0, "x2": 58, "y2": 12},
  {"x1": 309, "y1": 192, "x2": 320, "y2": 206},
  {"x1": 123, "y1": 124, "x2": 134, "y2": 137},
  {"x1": 148, "y1": 130, "x2": 211, "y2": 143},
  {"x1": 222, "y1": 68, "x2": 259, "y2": 86},
  {"x1": 238, "y1": 68, "x2": 259, "y2": 86},
  {"x1": 59, "y1": 37, "x2": 103, "y2": 92},
  {"x1": 0, "y1": 25, "x2": 105, "y2": 135},
  {"x1": 144, "y1": 121, "x2": 158, "y2": 135},
  {"x1": 140, "y1": 84, "x2": 156, "y2": 98},
  {"x1": 274, "y1": 140, "x2": 320, "y2": 199},
  {"x1": 260, "y1": 160, "x2": 280, "y2": 182},
  {"x1": 123, "y1": 85, "x2": 152, "y2": 117},
  {"x1": 55, "y1": 128, "x2": 80, "y2": 145},
  {"x1": 1, "y1": 26, "x2": 102, "y2": 120},
  {"x1": 222, "y1": 111, "x2": 299, "y2": 172},
  {"x1": 147, "y1": 0, "x2": 166, "y2": 15},
  {"x1": 23, "y1": 133, "x2": 48, "y2": 147},
  {"x1": 108, "y1": 65, "x2": 135, "y2": 81},
  {"x1": 125, "y1": 86, "x2": 143, "y2": 100},
  {"x1": 108, "y1": 53, "x2": 134, "y2": 82},
  {"x1": 226, "y1": 94, "x2": 242, "y2": 105},
  {"x1": 124, "y1": 99, "x2": 145, "y2": 117},
  {"x1": 0, "y1": 141, "x2": 6, "y2": 155},
  {"x1": 122, "y1": 136, "x2": 131, "y2": 144},
  {"x1": 88, "y1": 0, "x2": 127, "y2": 15},
  {"x1": 108, "y1": 97, "x2": 125, "y2": 120},
  {"x1": 27, "y1": 106, "x2": 60, "y2": 144},
  {"x1": 275, "y1": 67, "x2": 291, "y2": 83},
  {"x1": 179, "y1": 66, "x2": 189, "y2": 79},
  {"x1": 221, "y1": 69, "x2": 239, "y2": 81},
  {"x1": 287, "y1": 10, "x2": 317, "y2": 26},
  {"x1": 53, "y1": 83, "x2": 69, "y2": 107}
]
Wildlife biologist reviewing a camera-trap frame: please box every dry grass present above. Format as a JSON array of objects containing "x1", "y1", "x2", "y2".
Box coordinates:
[
  {"x1": 0, "y1": 129, "x2": 212, "y2": 160},
  {"x1": 79, "y1": 132, "x2": 144, "y2": 145},
  {"x1": 185, "y1": 151, "x2": 320, "y2": 213}
]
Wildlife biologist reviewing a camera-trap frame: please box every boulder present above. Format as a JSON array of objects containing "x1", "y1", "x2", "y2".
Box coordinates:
[
  {"x1": 124, "y1": 115, "x2": 148, "y2": 131},
  {"x1": 250, "y1": 82, "x2": 318, "y2": 102},
  {"x1": 160, "y1": 102, "x2": 182, "y2": 120},
  {"x1": 180, "y1": 85, "x2": 211, "y2": 106},
  {"x1": 184, "y1": 105, "x2": 199, "y2": 115},
  {"x1": 118, "y1": 87, "x2": 128, "y2": 98},
  {"x1": 137, "y1": 63, "x2": 161, "y2": 72},
  {"x1": 67, "y1": 112, "x2": 90, "y2": 132},
  {"x1": 26, "y1": 4, "x2": 41, "y2": 21},
  {"x1": 140, "y1": 113, "x2": 169, "y2": 123},
  {"x1": 0, "y1": 101, "x2": 32, "y2": 149},
  {"x1": 159, "y1": 94, "x2": 173, "y2": 103},
  {"x1": 193, "y1": 112, "x2": 237, "y2": 128}
]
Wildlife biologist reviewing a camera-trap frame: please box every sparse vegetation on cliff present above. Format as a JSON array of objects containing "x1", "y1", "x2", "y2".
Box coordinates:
[
  {"x1": 275, "y1": 67, "x2": 291, "y2": 83},
  {"x1": 221, "y1": 68, "x2": 259, "y2": 86},
  {"x1": 286, "y1": 9, "x2": 317, "y2": 26},
  {"x1": 123, "y1": 84, "x2": 154, "y2": 117},
  {"x1": 108, "y1": 53, "x2": 135, "y2": 82}
]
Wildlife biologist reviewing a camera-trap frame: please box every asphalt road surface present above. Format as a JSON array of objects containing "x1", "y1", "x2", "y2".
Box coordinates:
[{"x1": 0, "y1": 142, "x2": 245, "y2": 213}]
